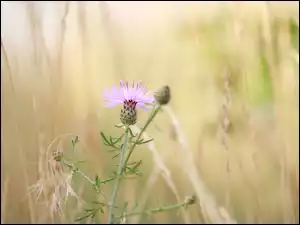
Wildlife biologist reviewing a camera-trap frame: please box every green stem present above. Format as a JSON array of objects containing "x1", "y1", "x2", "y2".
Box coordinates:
[
  {"x1": 107, "y1": 127, "x2": 130, "y2": 224},
  {"x1": 62, "y1": 159, "x2": 99, "y2": 191},
  {"x1": 124, "y1": 105, "x2": 161, "y2": 167},
  {"x1": 62, "y1": 159, "x2": 110, "y2": 202},
  {"x1": 115, "y1": 202, "x2": 186, "y2": 220},
  {"x1": 107, "y1": 104, "x2": 161, "y2": 223}
]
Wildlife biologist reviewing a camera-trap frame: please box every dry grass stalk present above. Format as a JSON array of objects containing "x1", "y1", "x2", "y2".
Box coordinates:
[
  {"x1": 124, "y1": 125, "x2": 191, "y2": 224},
  {"x1": 165, "y1": 106, "x2": 237, "y2": 224},
  {"x1": 29, "y1": 134, "x2": 84, "y2": 222},
  {"x1": 221, "y1": 68, "x2": 232, "y2": 212},
  {"x1": 1, "y1": 176, "x2": 10, "y2": 224},
  {"x1": 1, "y1": 38, "x2": 37, "y2": 223}
]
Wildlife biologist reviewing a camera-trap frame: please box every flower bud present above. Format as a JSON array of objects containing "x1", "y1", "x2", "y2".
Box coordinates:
[
  {"x1": 120, "y1": 99, "x2": 137, "y2": 125},
  {"x1": 154, "y1": 85, "x2": 171, "y2": 105},
  {"x1": 184, "y1": 195, "x2": 196, "y2": 205}
]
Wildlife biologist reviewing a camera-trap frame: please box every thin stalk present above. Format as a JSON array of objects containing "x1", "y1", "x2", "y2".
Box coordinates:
[
  {"x1": 61, "y1": 159, "x2": 108, "y2": 197},
  {"x1": 107, "y1": 105, "x2": 161, "y2": 223},
  {"x1": 115, "y1": 202, "x2": 187, "y2": 220},
  {"x1": 107, "y1": 127, "x2": 130, "y2": 224},
  {"x1": 124, "y1": 105, "x2": 161, "y2": 167}
]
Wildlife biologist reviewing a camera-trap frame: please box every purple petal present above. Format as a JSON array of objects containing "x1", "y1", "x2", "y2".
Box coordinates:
[{"x1": 103, "y1": 80, "x2": 154, "y2": 110}]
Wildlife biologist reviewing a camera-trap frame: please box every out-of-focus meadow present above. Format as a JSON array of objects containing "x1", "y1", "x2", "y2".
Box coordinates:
[{"x1": 1, "y1": 1, "x2": 299, "y2": 223}]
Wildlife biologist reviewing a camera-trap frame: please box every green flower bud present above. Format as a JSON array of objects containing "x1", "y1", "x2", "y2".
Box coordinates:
[
  {"x1": 154, "y1": 85, "x2": 171, "y2": 105},
  {"x1": 120, "y1": 100, "x2": 137, "y2": 125}
]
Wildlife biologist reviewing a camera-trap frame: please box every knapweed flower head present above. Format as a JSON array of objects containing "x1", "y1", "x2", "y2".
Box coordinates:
[
  {"x1": 103, "y1": 81, "x2": 154, "y2": 125},
  {"x1": 103, "y1": 81, "x2": 154, "y2": 110}
]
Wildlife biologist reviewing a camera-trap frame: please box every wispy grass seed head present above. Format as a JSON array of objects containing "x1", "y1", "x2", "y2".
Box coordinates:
[{"x1": 29, "y1": 148, "x2": 80, "y2": 216}]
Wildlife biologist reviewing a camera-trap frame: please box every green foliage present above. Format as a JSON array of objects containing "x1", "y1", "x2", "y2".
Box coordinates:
[
  {"x1": 56, "y1": 102, "x2": 195, "y2": 224},
  {"x1": 290, "y1": 18, "x2": 299, "y2": 51}
]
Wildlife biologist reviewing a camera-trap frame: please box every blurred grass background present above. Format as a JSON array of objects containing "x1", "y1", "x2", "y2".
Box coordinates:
[{"x1": 1, "y1": 1, "x2": 299, "y2": 223}]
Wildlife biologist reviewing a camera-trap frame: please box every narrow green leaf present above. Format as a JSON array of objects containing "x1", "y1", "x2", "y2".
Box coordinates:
[
  {"x1": 71, "y1": 136, "x2": 79, "y2": 148},
  {"x1": 106, "y1": 149, "x2": 119, "y2": 153},
  {"x1": 137, "y1": 138, "x2": 154, "y2": 145},
  {"x1": 92, "y1": 201, "x2": 105, "y2": 206},
  {"x1": 112, "y1": 134, "x2": 124, "y2": 144},
  {"x1": 132, "y1": 160, "x2": 142, "y2": 170},
  {"x1": 84, "y1": 208, "x2": 94, "y2": 212},
  {"x1": 131, "y1": 202, "x2": 139, "y2": 212},
  {"x1": 76, "y1": 213, "x2": 92, "y2": 222},
  {"x1": 128, "y1": 128, "x2": 136, "y2": 137},
  {"x1": 123, "y1": 202, "x2": 128, "y2": 210},
  {"x1": 75, "y1": 160, "x2": 87, "y2": 165},
  {"x1": 95, "y1": 175, "x2": 101, "y2": 187},
  {"x1": 100, "y1": 132, "x2": 110, "y2": 145},
  {"x1": 112, "y1": 152, "x2": 120, "y2": 159},
  {"x1": 115, "y1": 123, "x2": 124, "y2": 128},
  {"x1": 136, "y1": 138, "x2": 144, "y2": 144},
  {"x1": 126, "y1": 161, "x2": 137, "y2": 166},
  {"x1": 135, "y1": 171, "x2": 142, "y2": 176}
]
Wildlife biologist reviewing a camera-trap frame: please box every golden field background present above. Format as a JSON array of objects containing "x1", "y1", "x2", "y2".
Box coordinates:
[{"x1": 1, "y1": 1, "x2": 299, "y2": 223}]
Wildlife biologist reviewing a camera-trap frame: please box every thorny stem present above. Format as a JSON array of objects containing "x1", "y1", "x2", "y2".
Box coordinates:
[
  {"x1": 107, "y1": 127, "x2": 130, "y2": 224},
  {"x1": 124, "y1": 105, "x2": 161, "y2": 167}
]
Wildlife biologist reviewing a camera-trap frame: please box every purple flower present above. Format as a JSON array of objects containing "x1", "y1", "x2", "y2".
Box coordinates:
[{"x1": 103, "y1": 81, "x2": 154, "y2": 110}]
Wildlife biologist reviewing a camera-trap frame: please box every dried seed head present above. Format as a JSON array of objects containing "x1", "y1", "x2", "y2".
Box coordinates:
[
  {"x1": 154, "y1": 85, "x2": 171, "y2": 105},
  {"x1": 52, "y1": 148, "x2": 64, "y2": 162},
  {"x1": 184, "y1": 195, "x2": 196, "y2": 205},
  {"x1": 120, "y1": 99, "x2": 137, "y2": 125},
  {"x1": 29, "y1": 149, "x2": 80, "y2": 217}
]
